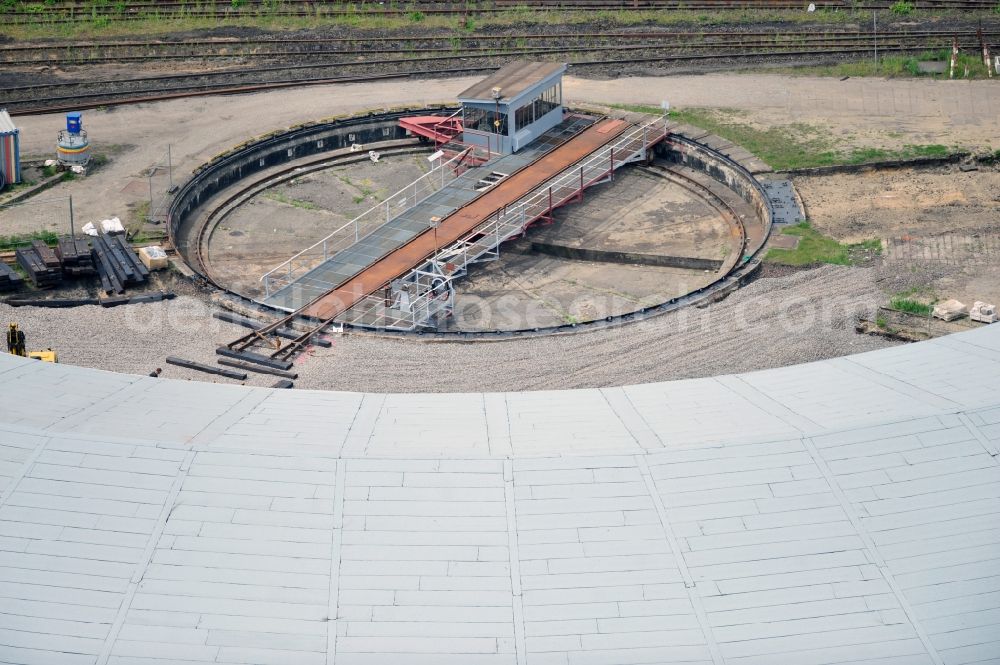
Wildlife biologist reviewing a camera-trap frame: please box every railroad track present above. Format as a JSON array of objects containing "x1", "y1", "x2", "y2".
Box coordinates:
[
  {"x1": 7, "y1": 29, "x2": 996, "y2": 114},
  {"x1": 2, "y1": 0, "x2": 996, "y2": 24},
  {"x1": 5, "y1": 29, "x2": 995, "y2": 65},
  {"x1": 200, "y1": 158, "x2": 757, "y2": 355},
  {"x1": 639, "y1": 163, "x2": 750, "y2": 273}
]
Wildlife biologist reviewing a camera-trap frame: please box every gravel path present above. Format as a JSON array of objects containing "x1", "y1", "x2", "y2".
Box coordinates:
[{"x1": 1, "y1": 263, "x2": 897, "y2": 392}]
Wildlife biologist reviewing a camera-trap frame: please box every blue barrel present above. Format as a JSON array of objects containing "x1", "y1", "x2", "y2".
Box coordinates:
[{"x1": 66, "y1": 112, "x2": 83, "y2": 134}]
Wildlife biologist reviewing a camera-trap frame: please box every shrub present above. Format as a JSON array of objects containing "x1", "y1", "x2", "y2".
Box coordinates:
[{"x1": 890, "y1": 1, "x2": 913, "y2": 14}]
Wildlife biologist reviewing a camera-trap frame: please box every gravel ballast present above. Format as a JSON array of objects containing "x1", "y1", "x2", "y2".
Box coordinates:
[{"x1": 1, "y1": 263, "x2": 898, "y2": 392}]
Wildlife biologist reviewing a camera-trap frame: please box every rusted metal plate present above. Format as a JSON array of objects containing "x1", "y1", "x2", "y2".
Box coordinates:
[
  {"x1": 596, "y1": 119, "x2": 625, "y2": 134},
  {"x1": 301, "y1": 118, "x2": 631, "y2": 321}
]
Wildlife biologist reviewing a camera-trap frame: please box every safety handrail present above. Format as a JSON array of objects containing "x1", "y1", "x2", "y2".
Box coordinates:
[{"x1": 260, "y1": 147, "x2": 470, "y2": 295}]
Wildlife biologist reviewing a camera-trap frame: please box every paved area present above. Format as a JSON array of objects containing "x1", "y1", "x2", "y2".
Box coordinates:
[{"x1": 0, "y1": 324, "x2": 997, "y2": 664}]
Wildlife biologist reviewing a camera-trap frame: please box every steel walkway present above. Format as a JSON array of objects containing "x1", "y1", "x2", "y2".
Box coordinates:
[{"x1": 261, "y1": 114, "x2": 597, "y2": 312}]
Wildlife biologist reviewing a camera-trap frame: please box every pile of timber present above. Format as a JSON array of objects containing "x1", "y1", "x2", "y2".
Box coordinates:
[
  {"x1": 91, "y1": 232, "x2": 149, "y2": 295},
  {"x1": 0, "y1": 263, "x2": 23, "y2": 292},
  {"x1": 56, "y1": 237, "x2": 96, "y2": 278},
  {"x1": 15, "y1": 240, "x2": 62, "y2": 288}
]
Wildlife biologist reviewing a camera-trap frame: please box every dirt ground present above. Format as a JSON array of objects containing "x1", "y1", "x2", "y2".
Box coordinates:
[
  {"x1": 209, "y1": 153, "x2": 430, "y2": 296},
  {"x1": 0, "y1": 263, "x2": 895, "y2": 392},
  {"x1": 4, "y1": 73, "x2": 997, "y2": 239},
  {"x1": 442, "y1": 166, "x2": 744, "y2": 331},
  {"x1": 794, "y1": 163, "x2": 1000, "y2": 306},
  {"x1": 2, "y1": 74, "x2": 998, "y2": 390}
]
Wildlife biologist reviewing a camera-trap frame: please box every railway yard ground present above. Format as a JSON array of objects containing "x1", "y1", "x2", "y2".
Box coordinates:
[{"x1": 1, "y1": 2, "x2": 998, "y2": 392}]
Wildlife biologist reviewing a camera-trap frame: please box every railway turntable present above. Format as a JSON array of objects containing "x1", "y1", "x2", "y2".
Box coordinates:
[{"x1": 225, "y1": 62, "x2": 669, "y2": 365}]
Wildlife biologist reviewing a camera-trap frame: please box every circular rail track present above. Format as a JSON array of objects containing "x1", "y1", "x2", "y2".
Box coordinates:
[
  {"x1": 172, "y1": 110, "x2": 767, "y2": 340},
  {"x1": 191, "y1": 141, "x2": 426, "y2": 288}
]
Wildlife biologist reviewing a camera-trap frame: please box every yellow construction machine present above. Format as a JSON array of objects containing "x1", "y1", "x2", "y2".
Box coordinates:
[{"x1": 6, "y1": 323, "x2": 58, "y2": 363}]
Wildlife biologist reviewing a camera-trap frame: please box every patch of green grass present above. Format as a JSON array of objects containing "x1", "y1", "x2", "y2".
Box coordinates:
[
  {"x1": 132, "y1": 199, "x2": 150, "y2": 225},
  {"x1": 890, "y1": 297, "x2": 933, "y2": 316},
  {"x1": 844, "y1": 144, "x2": 950, "y2": 164},
  {"x1": 0, "y1": 230, "x2": 59, "y2": 251},
  {"x1": 263, "y1": 190, "x2": 319, "y2": 210},
  {"x1": 765, "y1": 222, "x2": 880, "y2": 266},
  {"x1": 664, "y1": 107, "x2": 842, "y2": 171},
  {"x1": 769, "y1": 49, "x2": 992, "y2": 80},
  {"x1": 765, "y1": 222, "x2": 853, "y2": 266},
  {"x1": 610, "y1": 104, "x2": 959, "y2": 171},
  {"x1": 851, "y1": 238, "x2": 883, "y2": 254},
  {"x1": 609, "y1": 103, "x2": 664, "y2": 115},
  {"x1": 890, "y1": 0, "x2": 914, "y2": 14}
]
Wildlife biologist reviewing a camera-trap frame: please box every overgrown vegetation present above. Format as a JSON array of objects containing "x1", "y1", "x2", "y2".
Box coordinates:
[
  {"x1": 764, "y1": 222, "x2": 881, "y2": 266},
  {"x1": 890, "y1": 1, "x2": 914, "y2": 15},
  {"x1": 2, "y1": 1, "x2": 994, "y2": 40},
  {"x1": 771, "y1": 49, "x2": 993, "y2": 79}
]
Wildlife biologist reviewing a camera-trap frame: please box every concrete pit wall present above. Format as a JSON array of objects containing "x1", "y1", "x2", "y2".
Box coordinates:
[
  {"x1": 166, "y1": 108, "x2": 774, "y2": 335},
  {"x1": 167, "y1": 106, "x2": 457, "y2": 274},
  {"x1": 654, "y1": 136, "x2": 773, "y2": 255}
]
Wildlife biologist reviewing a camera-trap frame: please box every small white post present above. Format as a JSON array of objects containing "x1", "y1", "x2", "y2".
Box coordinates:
[{"x1": 873, "y1": 11, "x2": 878, "y2": 74}]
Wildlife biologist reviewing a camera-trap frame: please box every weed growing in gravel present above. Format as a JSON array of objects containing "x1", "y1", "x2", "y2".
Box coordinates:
[
  {"x1": 890, "y1": 1, "x2": 914, "y2": 15},
  {"x1": 769, "y1": 50, "x2": 992, "y2": 79},
  {"x1": 889, "y1": 297, "x2": 933, "y2": 315},
  {"x1": 263, "y1": 190, "x2": 319, "y2": 211}
]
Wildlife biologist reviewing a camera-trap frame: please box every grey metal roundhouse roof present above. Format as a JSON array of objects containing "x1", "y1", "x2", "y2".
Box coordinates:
[{"x1": 0, "y1": 323, "x2": 998, "y2": 664}]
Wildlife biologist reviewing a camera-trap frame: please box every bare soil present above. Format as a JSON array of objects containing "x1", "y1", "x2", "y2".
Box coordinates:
[{"x1": 794, "y1": 163, "x2": 1000, "y2": 306}]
